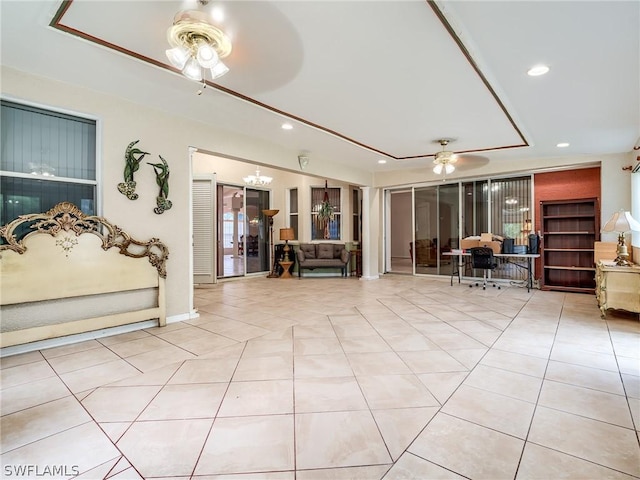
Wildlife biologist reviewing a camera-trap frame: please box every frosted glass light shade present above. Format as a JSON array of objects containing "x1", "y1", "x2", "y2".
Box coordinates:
[
  {"x1": 210, "y1": 61, "x2": 229, "y2": 79},
  {"x1": 166, "y1": 47, "x2": 189, "y2": 70},
  {"x1": 196, "y1": 42, "x2": 219, "y2": 68},
  {"x1": 182, "y1": 57, "x2": 203, "y2": 81}
]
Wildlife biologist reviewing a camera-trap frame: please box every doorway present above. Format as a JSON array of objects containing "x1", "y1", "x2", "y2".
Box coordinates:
[
  {"x1": 193, "y1": 176, "x2": 271, "y2": 282},
  {"x1": 216, "y1": 185, "x2": 271, "y2": 278}
]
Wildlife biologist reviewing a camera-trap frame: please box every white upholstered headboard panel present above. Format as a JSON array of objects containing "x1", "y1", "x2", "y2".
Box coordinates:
[{"x1": 0, "y1": 202, "x2": 169, "y2": 348}]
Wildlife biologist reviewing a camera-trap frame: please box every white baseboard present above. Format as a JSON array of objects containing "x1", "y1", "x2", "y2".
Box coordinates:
[
  {"x1": 1, "y1": 310, "x2": 200, "y2": 357},
  {"x1": 0, "y1": 320, "x2": 159, "y2": 357}
]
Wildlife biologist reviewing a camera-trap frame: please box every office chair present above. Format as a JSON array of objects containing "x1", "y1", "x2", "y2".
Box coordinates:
[{"x1": 469, "y1": 247, "x2": 500, "y2": 290}]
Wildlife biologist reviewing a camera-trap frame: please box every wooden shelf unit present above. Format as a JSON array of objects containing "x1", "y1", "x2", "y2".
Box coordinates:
[{"x1": 541, "y1": 199, "x2": 599, "y2": 293}]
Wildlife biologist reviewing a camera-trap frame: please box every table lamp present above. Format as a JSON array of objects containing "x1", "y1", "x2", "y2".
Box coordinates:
[
  {"x1": 601, "y1": 210, "x2": 640, "y2": 266},
  {"x1": 262, "y1": 209, "x2": 279, "y2": 278},
  {"x1": 279, "y1": 227, "x2": 295, "y2": 262}
]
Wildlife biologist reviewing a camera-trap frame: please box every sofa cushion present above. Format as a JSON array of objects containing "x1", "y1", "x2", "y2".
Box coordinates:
[
  {"x1": 300, "y1": 244, "x2": 316, "y2": 259},
  {"x1": 317, "y1": 244, "x2": 335, "y2": 259}
]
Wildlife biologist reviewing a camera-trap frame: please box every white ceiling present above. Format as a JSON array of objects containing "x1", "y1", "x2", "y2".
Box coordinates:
[{"x1": 1, "y1": 1, "x2": 638, "y2": 174}]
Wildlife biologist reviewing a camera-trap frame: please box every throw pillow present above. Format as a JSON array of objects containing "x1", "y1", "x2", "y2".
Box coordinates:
[
  {"x1": 318, "y1": 244, "x2": 334, "y2": 259},
  {"x1": 301, "y1": 244, "x2": 316, "y2": 259}
]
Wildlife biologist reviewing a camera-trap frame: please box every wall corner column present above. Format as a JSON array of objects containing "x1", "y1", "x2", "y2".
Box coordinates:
[{"x1": 360, "y1": 186, "x2": 380, "y2": 280}]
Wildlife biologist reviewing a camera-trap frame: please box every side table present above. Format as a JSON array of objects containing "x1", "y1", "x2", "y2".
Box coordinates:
[
  {"x1": 595, "y1": 261, "x2": 640, "y2": 318},
  {"x1": 279, "y1": 260, "x2": 294, "y2": 279},
  {"x1": 351, "y1": 249, "x2": 362, "y2": 277}
]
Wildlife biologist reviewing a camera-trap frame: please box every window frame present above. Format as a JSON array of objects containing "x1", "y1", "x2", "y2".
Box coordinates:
[
  {"x1": 310, "y1": 185, "x2": 342, "y2": 241},
  {"x1": 287, "y1": 187, "x2": 299, "y2": 240}
]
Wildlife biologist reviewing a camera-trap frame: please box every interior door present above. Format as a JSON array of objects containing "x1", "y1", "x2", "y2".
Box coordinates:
[{"x1": 192, "y1": 174, "x2": 216, "y2": 284}]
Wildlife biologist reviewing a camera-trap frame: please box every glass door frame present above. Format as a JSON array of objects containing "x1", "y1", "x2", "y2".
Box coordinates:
[{"x1": 383, "y1": 173, "x2": 535, "y2": 281}]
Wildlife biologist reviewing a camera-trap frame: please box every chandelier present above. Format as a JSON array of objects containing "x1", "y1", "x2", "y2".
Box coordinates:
[
  {"x1": 165, "y1": 9, "x2": 232, "y2": 83},
  {"x1": 243, "y1": 167, "x2": 272, "y2": 186},
  {"x1": 433, "y1": 139, "x2": 457, "y2": 175}
]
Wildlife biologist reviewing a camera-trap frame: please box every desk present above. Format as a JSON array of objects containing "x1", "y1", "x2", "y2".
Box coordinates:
[
  {"x1": 444, "y1": 250, "x2": 540, "y2": 292},
  {"x1": 595, "y1": 261, "x2": 640, "y2": 318}
]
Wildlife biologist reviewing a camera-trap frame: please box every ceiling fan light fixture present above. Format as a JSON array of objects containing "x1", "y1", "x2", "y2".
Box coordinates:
[
  {"x1": 166, "y1": 9, "x2": 232, "y2": 83},
  {"x1": 435, "y1": 150, "x2": 456, "y2": 164},
  {"x1": 432, "y1": 138, "x2": 457, "y2": 177}
]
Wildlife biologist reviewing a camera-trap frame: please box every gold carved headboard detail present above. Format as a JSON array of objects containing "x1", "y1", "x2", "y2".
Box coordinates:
[{"x1": 0, "y1": 202, "x2": 169, "y2": 278}]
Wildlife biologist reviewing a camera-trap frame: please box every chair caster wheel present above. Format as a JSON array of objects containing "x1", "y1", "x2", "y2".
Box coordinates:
[
  {"x1": 469, "y1": 285, "x2": 473, "y2": 288},
  {"x1": 483, "y1": 286, "x2": 486, "y2": 290}
]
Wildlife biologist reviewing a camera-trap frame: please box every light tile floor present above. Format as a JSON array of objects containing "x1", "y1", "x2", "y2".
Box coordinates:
[{"x1": 1, "y1": 275, "x2": 639, "y2": 479}]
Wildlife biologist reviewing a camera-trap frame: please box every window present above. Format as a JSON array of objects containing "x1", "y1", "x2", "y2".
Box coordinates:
[
  {"x1": 311, "y1": 186, "x2": 341, "y2": 240},
  {"x1": 1, "y1": 100, "x2": 98, "y2": 233},
  {"x1": 352, "y1": 187, "x2": 360, "y2": 242},
  {"x1": 462, "y1": 175, "x2": 532, "y2": 244},
  {"x1": 489, "y1": 176, "x2": 532, "y2": 244},
  {"x1": 288, "y1": 188, "x2": 298, "y2": 239}
]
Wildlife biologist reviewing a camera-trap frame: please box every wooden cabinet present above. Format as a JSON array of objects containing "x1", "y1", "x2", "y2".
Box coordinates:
[
  {"x1": 541, "y1": 199, "x2": 599, "y2": 293},
  {"x1": 595, "y1": 261, "x2": 640, "y2": 318}
]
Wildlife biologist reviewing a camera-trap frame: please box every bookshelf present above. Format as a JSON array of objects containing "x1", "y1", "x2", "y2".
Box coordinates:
[{"x1": 541, "y1": 198, "x2": 599, "y2": 293}]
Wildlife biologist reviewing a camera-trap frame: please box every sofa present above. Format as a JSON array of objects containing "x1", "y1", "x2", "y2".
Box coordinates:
[{"x1": 297, "y1": 243, "x2": 351, "y2": 278}]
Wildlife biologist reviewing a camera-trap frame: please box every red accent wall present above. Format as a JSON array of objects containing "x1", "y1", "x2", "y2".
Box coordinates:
[
  {"x1": 533, "y1": 167, "x2": 601, "y2": 278},
  {"x1": 534, "y1": 167, "x2": 601, "y2": 233}
]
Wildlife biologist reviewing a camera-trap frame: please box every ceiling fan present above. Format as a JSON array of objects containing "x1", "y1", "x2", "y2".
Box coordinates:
[
  {"x1": 432, "y1": 139, "x2": 457, "y2": 175},
  {"x1": 432, "y1": 138, "x2": 490, "y2": 177}
]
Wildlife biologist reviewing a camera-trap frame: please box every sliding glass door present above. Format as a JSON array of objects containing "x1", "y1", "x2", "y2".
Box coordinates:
[
  {"x1": 413, "y1": 184, "x2": 459, "y2": 276},
  {"x1": 244, "y1": 188, "x2": 270, "y2": 274},
  {"x1": 216, "y1": 185, "x2": 270, "y2": 278}
]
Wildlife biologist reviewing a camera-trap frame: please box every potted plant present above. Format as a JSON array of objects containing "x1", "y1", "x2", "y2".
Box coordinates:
[{"x1": 317, "y1": 181, "x2": 334, "y2": 239}]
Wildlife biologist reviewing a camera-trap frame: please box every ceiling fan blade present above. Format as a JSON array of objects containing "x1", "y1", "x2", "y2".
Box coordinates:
[{"x1": 453, "y1": 154, "x2": 490, "y2": 171}]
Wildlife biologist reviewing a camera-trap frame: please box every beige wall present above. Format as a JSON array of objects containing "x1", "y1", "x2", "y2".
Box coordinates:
[{"x1": 1, "y1": 67, "x2": 369, "y2": 320}]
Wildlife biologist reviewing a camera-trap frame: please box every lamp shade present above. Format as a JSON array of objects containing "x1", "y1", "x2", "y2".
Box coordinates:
[
  {"x1": 601, "y1": 210, "x2": 640, "y2": 233},
  {"x1": 262, "y1": 209, "x2": 279, "y2": 217},
  {"x1": 280, "y1": 228, "x2": 295, "y2": 241}
]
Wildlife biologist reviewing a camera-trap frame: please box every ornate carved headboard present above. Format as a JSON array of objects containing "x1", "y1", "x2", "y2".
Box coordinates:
[{"x1": 0, "y1": 202, "x2": 169, "y2": 349}]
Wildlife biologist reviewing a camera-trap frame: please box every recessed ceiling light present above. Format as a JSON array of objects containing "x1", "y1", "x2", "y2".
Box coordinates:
[
  {"x1": 281, "y1": 123, "x2": 293, "y2": 130},
  {"x1": 527, "y1": 65, "x2": 549, "y2": 76},
  {"x1": 378, "y1": 159, "x2": 387, "y2": 164},
  {"x1": 556, "y1": 142, "x2": 570, "y2": 148}
]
